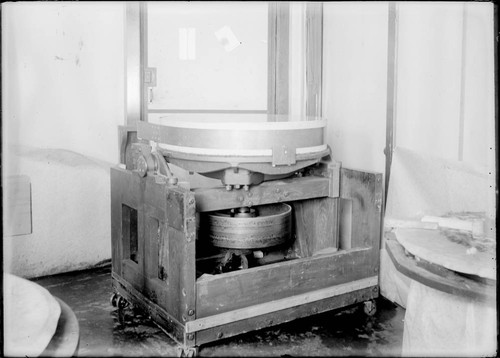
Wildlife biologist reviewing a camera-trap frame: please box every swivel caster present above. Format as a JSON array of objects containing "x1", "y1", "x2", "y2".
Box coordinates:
[
  {"x1": 110, "y1": 292, "x2": 119, "y2": 307},
  {"x1": 117, "y1": 296, "x2": 129, "y2": 309},
  {"x1": 177, "y1": 346, "x2": 198, "y2": 357},
  {"x1": 363, "y1": 299, "x2": 377, "y2": 316}
]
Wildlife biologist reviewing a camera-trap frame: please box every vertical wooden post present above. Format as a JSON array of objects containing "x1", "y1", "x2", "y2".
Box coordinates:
[
  {"x1": 384, "y1": 2, "x2": 398, "y2": 207},
  {"x1": 268, "y1": 2, "x2": 290, "y2": 115},
  {"x1": 125, "y1": 2, "x2": 142, "y2": 126},
  {"x1": 305, "y1": 2, "x2": 323, "y2": 117}
]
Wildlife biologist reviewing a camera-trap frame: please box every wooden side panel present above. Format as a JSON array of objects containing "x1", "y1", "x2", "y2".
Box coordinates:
[
  {"x1": 292, "y1": 197, "x2": 339, "y2": 257},
  {"x1": 111, "y1": 167, "x2": 143, "y2": 276},
  {"x1": 111, "y1": 166, "x2": 197, "y2": 329},
  {"x1": 196, "y1": 248, "x2": 375, "y2": 318},
  {"x1": 339, "y1": 168, "x2": 383, "y2": 250},
  {"x1": 195, "y1": 286, "x2": 377, "y2": 346}
]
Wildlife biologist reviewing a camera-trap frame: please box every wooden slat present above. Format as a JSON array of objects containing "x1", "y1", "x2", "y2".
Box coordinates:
[
  {"x1": 384, "y1": 1, "x2": 398, "y2": 204},
  {"x1": 187, "y1": 276, "x2": 376, "y2": 333},
  {"x1": 292, "y1": 197, "x2": 339, "y2": 257},
  {"x1": 340, "y1": 168, "x2": 383, "y2": 249},
  {"x1": 268, "y1": 2, "x2": 290, "y2": 114},
  {"x1": 193, "y1": 176, "x2": 331, "y2": 212},
  {"x1": 305, "y1": 2, "x2": 323, "y2": 117},
  {"x1": 195, "y1": 285, "x2": 377, "y2": 346},
  {"x1": 385, "y1": 233, "x2": 495, "y2": 304},
  {"x1": 4, "y1": 175, "x2": 32, "y2": 236},
  {"x1": 196, "y1": 247, "x2": 375, "y2": 318}
]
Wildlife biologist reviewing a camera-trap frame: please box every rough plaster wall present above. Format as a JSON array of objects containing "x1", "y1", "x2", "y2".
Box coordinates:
[
  {"x1": 2, "y1": 2, "x2": 124, "y2": 278},
  {"x1": 322, "y1": 2, "x2": 388, "y2": 175},
  {"x1": 3, "y1": 147, "x2": 111, "y2": 278}
]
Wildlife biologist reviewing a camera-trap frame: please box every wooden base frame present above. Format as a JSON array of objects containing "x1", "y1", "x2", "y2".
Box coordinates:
[{"x1": 110, "y1": 162, "x2": 383, "y2": 354}]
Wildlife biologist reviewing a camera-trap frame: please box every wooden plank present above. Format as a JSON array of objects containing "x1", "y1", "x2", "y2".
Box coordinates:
[
  {"x1": 111, "y1": 167, "x2": 196, "y2": 326},
  {"x1": 111, "y1": 168, "x2": 143, "y2": 276},
  {"x1": 268, "y1": 2, "x2": 290, "y2": 114},
  {"x1": 187, "y1": 276, "x2": 376, "y2": 333},
  {"x1": 267, "y1": 2, "x2": 277, "y2": 114},
  {"x1": 340, "y1": 168, "x2": 383, "y2": 249},
  {"x1": 196, "y1": 247, "x2": 376, "y2": 318},
  {"x1": 125, "y1": 2, "x2": 142, "y2": 126},
  {"x1": 3, "y1": 175, "x2": 32, "y2": 236},
  {"x1": 384, "y1": 1, "x2": 398, "y2": 203},
  {"x1": 305, "y1": 2, "x2": 323, "y2": 117},
  {"x1": 385, "y1": 234, "x2": 495, "y2": 304},
  {"x1": 193, "y1": 176, "x2": 331, "y2": 212},
  {"x1": 292, "y1": 197, "x2": 339, "y2": 257},
  {"x1": 195, "y1": 286, "x2": 377, "y2": 346}
]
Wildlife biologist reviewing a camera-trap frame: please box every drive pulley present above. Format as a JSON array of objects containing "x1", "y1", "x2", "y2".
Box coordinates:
[{"x1": 206, "y1": 203, "x2": 292, "y2": 249}]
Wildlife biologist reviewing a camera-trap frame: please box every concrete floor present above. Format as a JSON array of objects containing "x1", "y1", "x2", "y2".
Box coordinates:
[{"x1": 34, "y1": 266, "x2": 405, "y2": 357}]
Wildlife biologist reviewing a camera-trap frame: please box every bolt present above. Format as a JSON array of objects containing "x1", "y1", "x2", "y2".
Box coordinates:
[
  {"x1": 168, "y1": 177, "x2": 178, "y2": 185},
  {"x1": 234, "y1": 184, "x2": 241, "y2": 189},
  {"x1": 283, "y1": 191, "x2": 289, "y2": 197},
  {"x1": 238, "y1": 195, "x2": 244, "y2": 202},
  {"x1": 189, "y1": 198, "x2": 195, "y2": 205},
  {"x1": 226, "y1": 185, "x2": 232, "y2": 191},
  {"x1": 187, "y1": 333, "x2": 194, "y2": 340},
  {"x1": 188, "y1": 309, "x2": 195, "y2": 316},
  {"x1": 243, "y1": 185, "x2": 249, "y2": 191},
  {"x1": 217, "y1": 332, "x2": 224, "y2": 339},
  {"x1": 312, "y1": 307, "x2": 318, "y2": 314},
  {"x1": 247, "y1": 201, "x2": 253, "y2": 207}
]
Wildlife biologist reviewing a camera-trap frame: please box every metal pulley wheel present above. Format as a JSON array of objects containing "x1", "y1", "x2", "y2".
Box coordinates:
[{"x1": 207, "y1": 203, "x2": 292, "y2": 249}]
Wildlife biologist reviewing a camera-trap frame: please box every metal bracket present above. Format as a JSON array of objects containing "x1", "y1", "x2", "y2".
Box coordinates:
[
  {"x1": 151, "y1": 151, "x2": 178, "y2": 185},
  {"x1": 144, "y1": 67, "x2": 157, "y2": 86},
  {"x1": 272, "y1": 145, "x2": 296, "y2": 166}
]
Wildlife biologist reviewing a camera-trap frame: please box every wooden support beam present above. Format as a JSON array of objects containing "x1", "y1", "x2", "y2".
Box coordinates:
[
  {"x1": 193, "y1": 176, "x2": 332, "y2": 212},
  {"x1": 268, "y1": 2, "x2": 290, "y2": 114},
  {"x1": 305, "y1": 2, "x2": 323, "y2": 117},
  {"x1": 188, "y1": 276, "x2": 377, "y2": 333}
]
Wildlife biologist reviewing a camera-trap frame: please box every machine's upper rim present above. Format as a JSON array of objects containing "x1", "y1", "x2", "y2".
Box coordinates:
[{"x1": 149, "y1": 114, "x2": 327, "y2": 131}]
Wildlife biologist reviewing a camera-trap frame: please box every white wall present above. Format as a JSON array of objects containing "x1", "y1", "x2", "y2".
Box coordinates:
[
  {"x1": 395, "y1": 2, "x2": 495, "y2": 168},
  {"x1": 322, "y1": 2, "x2": 389, "y2": 175},
  {"x1": 147, "y1": 2, "x2": 268, "y2": 111},
  {"x1": 394, "y1": 1, "x2": 495, "y2": 217},
  {"x1": 2, "y1": 2, "x2": 125, "y2": 278}
]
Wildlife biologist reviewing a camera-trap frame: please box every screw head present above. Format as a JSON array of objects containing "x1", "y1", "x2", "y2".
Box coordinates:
[
  {"x1": 188, "y1": 309, "x2": 195, "y2": 316},
  {"x1": 187, "y1": 333, "x2": 194, "y2": 340},
  {"x1": 217, "y1": 332, "x2": 223, "y2": 339}
]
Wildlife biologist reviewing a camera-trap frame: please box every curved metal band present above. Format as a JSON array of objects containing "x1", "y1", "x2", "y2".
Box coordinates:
[{"x1": 138, "y1": 122, "x2": 324, "y2": 151}]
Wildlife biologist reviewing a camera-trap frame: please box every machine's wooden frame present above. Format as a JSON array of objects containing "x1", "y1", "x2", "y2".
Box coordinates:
[{"x1": 110, "y1": 146, "x2": 383, "y2": 355}]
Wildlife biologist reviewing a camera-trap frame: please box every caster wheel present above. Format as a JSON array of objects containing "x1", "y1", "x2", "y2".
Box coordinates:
[
  {"x1": 117, "y1": 296, "x2": 129, "y2": 309},
  {"x1": 110, "y1": 293, "x2": 119, "y2": 307},
  {"x1": 177, "y1": 347, "x2": 198, "y2": 357},
  {"x1": 363, "y1": 299, "x2": 377, "y2": 316}
]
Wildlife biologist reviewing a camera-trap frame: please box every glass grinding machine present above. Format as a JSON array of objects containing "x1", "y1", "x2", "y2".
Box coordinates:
[{"x1": 110, "y1": 114, "x2": 383, "y2": 356}]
